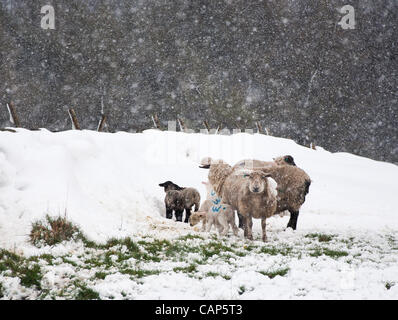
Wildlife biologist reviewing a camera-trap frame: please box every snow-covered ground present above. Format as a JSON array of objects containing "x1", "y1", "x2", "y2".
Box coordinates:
[{"x1": 0, "y1": 128, "x2": 397, "y2": 299}]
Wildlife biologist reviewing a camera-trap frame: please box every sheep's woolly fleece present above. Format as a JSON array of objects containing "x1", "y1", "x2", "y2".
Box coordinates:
[{"x1": 0, "y1": 129, "x2": 397, "y2": 299}]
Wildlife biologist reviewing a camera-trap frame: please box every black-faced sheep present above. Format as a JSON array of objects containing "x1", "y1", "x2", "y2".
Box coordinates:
[
  {"x1": 159, "y1": 181, "x2": 201, "y2": 223},
  {"x1": 232, "y1": 157, "x2": 311, "y2": 230},
  {"x1": 200, "y1": 158, "x2": 278, "y2": 241}
]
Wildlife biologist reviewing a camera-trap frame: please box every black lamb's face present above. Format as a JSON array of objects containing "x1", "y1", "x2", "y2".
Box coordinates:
[{"x1": 159, "y1": 181, "x2": 183, "y2": 192}]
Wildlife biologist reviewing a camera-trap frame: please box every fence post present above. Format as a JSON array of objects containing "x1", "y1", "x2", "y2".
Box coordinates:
[
  {"x1": 68, "y1": 108, "x2": 81, "y2": 130},
  {"x1": 6, "y1": 101, "x2": 21, "y2": 127}
]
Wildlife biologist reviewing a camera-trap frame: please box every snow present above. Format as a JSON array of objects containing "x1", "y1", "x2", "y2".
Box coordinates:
[{"x1": 0, "y1": 128, "x2": 397, "y2": 299}]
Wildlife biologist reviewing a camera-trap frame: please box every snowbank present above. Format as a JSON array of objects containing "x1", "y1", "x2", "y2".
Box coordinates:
[{"x1": 0, "y1": 128, "x2": 397, "y2": 250}]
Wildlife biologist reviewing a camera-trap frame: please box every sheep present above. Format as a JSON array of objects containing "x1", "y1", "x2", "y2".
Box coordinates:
[
  {"x1": 189, "y1": 181, "x2": 240, "y2": 237},
  {"x1": 232, "y1": 158, "x2": 311, "y2": 230},
  {"x1": 232, "y1": 155, "x2": 298, "y2": 228},
  {"x1": 159, "y1": 181, "x2": 201, "y2": 223},
  {"x1": 189, "y1": 204, "x2": 239, "y2": 237},
  {"x1": 201, "y1": 180, "x2": 222, "y2": 208},
  {"x1": 200, "y1": 158, "x2": 278, "y2": 241},
  {"x1": 233, "y1": 155, "x2": 296, "y2": 170}
]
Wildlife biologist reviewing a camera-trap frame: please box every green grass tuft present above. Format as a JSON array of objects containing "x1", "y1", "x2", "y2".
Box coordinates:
[
  {"x1": 30, "y1": 215, "x2": 83, "y2": 247},
  {"x1": 385, "y1": 282, "x2": 395, "y2": 290},
  {"x1": 173, "y1": 264, "x2": 197, "y2": 273},
  {"x1": 305, "y1": 233, "x2": 335, "y2": 242},
  {"x1": 75, "y1": 285, "x2": 100, "y2": 300},
  {"x1": 259, "y1": 268, "x2": 289, "y2": 279},
  {"x1": 310, "y1": 248, "x2": 349, "y2": 258},
  {"x1": 260, "y1": 245, "x2": 292, "y2": 256}
]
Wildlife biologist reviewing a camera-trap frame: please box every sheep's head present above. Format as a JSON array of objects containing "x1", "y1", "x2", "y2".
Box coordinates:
[
  {"x1": 189, "y1": 211, "x2": 206, "y2": 227},
  {"x1": 199, "y1": 157, "x2": 225, "y2": 169},
  {"x1": 273, "y1": 155, "x2": 296, "y2": 166},
  {"x1": 241, "y1": 170, "x2": 272, "y2": 194},
  {"x1": 159, "y1": 181, "x2": 184, "y2": 192}
]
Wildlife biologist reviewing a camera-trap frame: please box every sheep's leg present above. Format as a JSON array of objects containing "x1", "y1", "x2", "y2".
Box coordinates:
[
  {"x1": 219, "y1": 217, "x2": 229, "y2": 237},
  {"x1": 261, "y1": 218, "x2": 267, "y2": 242},
  {"x1": 245, "y1": 216, "x2": 253, "y2": 240},
  {"x1": 246, "y1": 217, "x2": 253, "y2": 240},
  {"x1": 287, "y1": 210, "x2": 299, "y2": 230},
  {"x1": 230, "y1": 220, "x2": 240, "y2": 236},
  {"x1": 184, "y1": 208, "x2": 191, "y2": 223},
  {"x1": 201, "y1": 219, "x2": 207, "y2": 231},
  {"x1": 242, "y1": 216, "x2": 248, "y2": 237},
  {"x1": 220, "y1": 225, "x2": 229, "y2": 237},
  {"x1": 175, "y1": 209, "x2": 184, "y2": 222},
  {"x1": 237, "y1": 212, "x2": 245, "y2": 229},
  {"x1": 166, "y1": 208, "x2": 173, "y2": 219},
  {"x1": 205, "y1": 216, "x2": 213, "y2": 232}
]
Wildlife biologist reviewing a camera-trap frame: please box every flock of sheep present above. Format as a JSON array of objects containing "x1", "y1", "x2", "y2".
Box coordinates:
[{"x1": 159, "y1": 155, "x2": 311, "y2": 242}]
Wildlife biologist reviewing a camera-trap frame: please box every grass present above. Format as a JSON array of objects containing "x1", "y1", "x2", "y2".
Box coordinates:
[
  {"x1": 0, "y1": 249, "x2": 42, "y2": 289},
  {"x1": 1, "y1": 227, "x2": 394, "y2": 299},
  {"x1": 305, "y1": 233, "x2": 335, "y2": 242},
  {"x1": 238, "y1": 285, "x2": 246, "y2": 295},
  {"x1": 173, "y1": 264, "x2": 198, "y2": 274},
  {"x1": 94, "y1": 271, "x2": 108, "y2": 280},
  {"x1": 309, "y1": 247, "x2": 349, "y2": 258},
  {"x1": 75, "y1": 284, "x2": 101, "y2": 300},
  {"x1": 385, "y1": 282, "x2": 395, "y2": 290},
  {"x1": 20, "y1": 264, "x2": 43, "y2": 289},
  {"x1": 259, "y1": 268, "x2": 290, "y2": 279},
  {"x1": 121, "y1": 268, "x2": 160, "y2": 278},
  {"x1": 30, "y1": 215, "x2": 83, "y2": 247},
  {"x1": 259, "y1": 245, "x2": 292, "y2": 256}
]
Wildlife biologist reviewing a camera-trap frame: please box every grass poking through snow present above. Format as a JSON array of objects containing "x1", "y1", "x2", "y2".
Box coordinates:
[{"x1": 0, "y1": 225, "x2": 397, "y2": 299}]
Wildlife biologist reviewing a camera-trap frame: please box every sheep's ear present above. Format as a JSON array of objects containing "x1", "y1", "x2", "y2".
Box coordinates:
[
  {"x1": 199, "y1": 165, "x2": 210, "y2": 169},
  {"x1": 201, "y1": 181, "x2": 208, "y2": 185},
  {"x1": 159, "y1": 183, "x2": 165, "y2": 187}
]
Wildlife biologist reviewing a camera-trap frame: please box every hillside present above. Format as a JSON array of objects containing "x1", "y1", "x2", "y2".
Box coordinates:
[{"x1": 0, "y1": 129, "x2": 397, "y2": 299}]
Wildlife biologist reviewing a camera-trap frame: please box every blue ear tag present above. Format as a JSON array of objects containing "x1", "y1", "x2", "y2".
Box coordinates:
[
  {"x1": 210, "y1": 190, "x2": 216, "y2": 196},
  {"x1": 243, "y1": 174, "x2": 249, "y2": 178}
]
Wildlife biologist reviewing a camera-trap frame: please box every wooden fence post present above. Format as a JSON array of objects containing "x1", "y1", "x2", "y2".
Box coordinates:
[
  {"x1": 68, "y1": 108, "x2": 81, "y2": 130},
  {"x1": 203, "y1": 120, "x2": 210, "y2": 133},
  {"x1": 97, "y1": 114, "x2": 107, "y2": 132},
  {"x1": 6, "y1": 102, "x2": 21, "y2": 127},
  {"x1": 177, "y1": 117, "x2": 187, "y2": 132},
  {"x1": 151, "y1": 114, "x2": 162, "y2": 130}
]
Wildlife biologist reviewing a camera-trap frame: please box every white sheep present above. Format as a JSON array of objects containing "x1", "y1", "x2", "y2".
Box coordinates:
[
  {"x1": 200, "y1": 157, "x2": 278, "y2": 241},
  {"x1": 189, "y1": 203, "x2": 239, "y2": 237}
]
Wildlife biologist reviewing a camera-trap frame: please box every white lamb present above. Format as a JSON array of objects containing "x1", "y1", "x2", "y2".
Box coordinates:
[
  {"x1": 189, "y1": 181, "x2": 239, "y2": 237},
  {"x1": 189, "y1": 203, "x2": 239, "y2": 237}
]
